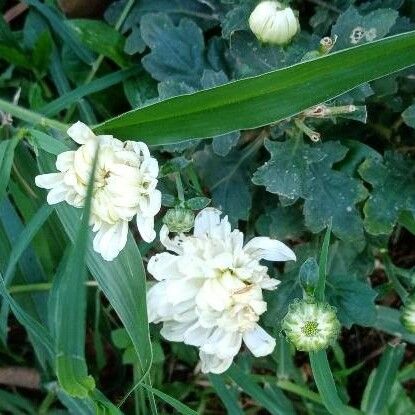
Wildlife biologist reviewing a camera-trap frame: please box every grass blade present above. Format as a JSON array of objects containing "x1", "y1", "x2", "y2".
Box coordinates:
[
  {"x1": 361, "y1": 344, "x2": 405, "y2": 415},
  {"x1": 96, "y1": 31, "x2": 415, "y2": 143},
  {"x1": 48, "y1": 148, "x2": 99, "y2": 397},
  {"x1": 227, "y1": 364, "x2": 296, "y2": 415},
  {"x1": 208, "y1": 374, "x2": 244, "y2": 415},
  {"x1": 316, "y1": 220, "x2": 332, "y2": 302},
  {"x1": 0, "y1": 135, "x2": 19, "y2": 200},
  {"x1": 309, "y1": 351, "x2": 361, "y2": 415}
]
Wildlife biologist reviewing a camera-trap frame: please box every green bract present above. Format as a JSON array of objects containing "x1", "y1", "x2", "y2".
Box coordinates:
[{"x1": 282, "y1": 300, "x2": 341, "y2": 352}]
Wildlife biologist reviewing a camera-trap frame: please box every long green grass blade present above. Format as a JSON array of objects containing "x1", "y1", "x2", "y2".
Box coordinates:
[
  {"x1": 96, "y1": 31, "x2": 415, "y2": 144},
  {"x1": 361, "y1": 344, "x2": 405, "y2": 415},
  {"x1": 48, "y1": 148, "x2": 98, "y2": 397},
  {"x1": 227, "y1": 364, "x2": 295, "y2": 415},
  {"x1": 316, "y1": 220, "x2": 332, "y2": 302},
  {"x1": 310, "y1": 351, "x2": 361, "y2": 415},
  {"x1": 208, "y1": 374, "x2": 244, "y2": 415},
  {"x1": 0, "y1": 135, "x2": 19, "y2": 200},
  {"x1": 139, "y1": 384, "x2": 197, "y2": 415},
  {"x1": 40, "y1": 68, "x2": 137, "y2": 117}
]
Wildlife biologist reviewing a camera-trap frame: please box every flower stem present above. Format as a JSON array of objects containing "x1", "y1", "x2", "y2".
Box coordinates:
[{"x1": 0, "y1": 98, "x2": 68, "y2": 132}]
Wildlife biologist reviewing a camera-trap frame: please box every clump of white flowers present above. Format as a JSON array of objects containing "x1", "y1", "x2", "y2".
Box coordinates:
[
  {"x1": 35, "y1": 121, "x2": 161, "y2": 261},
  {"x1": 282, "y1": 300, "x2": 340, "y2": 352},
  {"x1": 249, "y1": 1, "x2": 299, "y2": 45},
  {"x1": 401, "y1": 295, "x2": 415, "y2": 334},
  {"x1": 147, "y1": 208, "x2": 296, "y2": 374}
]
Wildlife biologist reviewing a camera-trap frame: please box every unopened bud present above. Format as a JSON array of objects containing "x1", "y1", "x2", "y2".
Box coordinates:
[
  {"x1": 163, "y1": 207, "x2": 195, "y2": 233},
  {"x1": 249, "y1": 1, "x2": 299, "y2": 45},
  {"x1": 282, "y1": 300, "x2": 340, "y2": 352}
]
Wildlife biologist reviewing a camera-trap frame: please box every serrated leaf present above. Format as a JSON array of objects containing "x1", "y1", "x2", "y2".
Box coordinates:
[
  {"x1": 252, "y1": 138, "x2": 325, "y2": 203},
  {"x1": 359, "y1": 151, "x2": 415, "y2": 234},
  {"x1": 303, "y1": 142, "x2": 368, "y2": 241},
  {"x1": 185, "y1": 197, "x2": 210, "y2": 210},
  {"x1": 141, "y1": 13, "x2": 206, "y2": 88},
  {"x1": 221, "y1": 2, "x2": 253, "y2": 38},
  {"x1": 194, "y1": 145, "x2": 253, "y2": 222},
  {"x1": 331, "y1": 6, "x2": 398, "y2": 50}
]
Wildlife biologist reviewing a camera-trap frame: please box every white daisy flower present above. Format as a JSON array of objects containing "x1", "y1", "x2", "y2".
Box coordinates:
[
  {"x1": 282, "y1": 300, "x2": 340, "y2": 352},
  {"x1": 35, "y1": 121, "x2": 161, "y2": 261},
  {"x1": 249, "y1": 1, "x2": 299, "y2": 45},
  {"x1": 147, "y1": 207, "x2": 296, "y2": 374}
]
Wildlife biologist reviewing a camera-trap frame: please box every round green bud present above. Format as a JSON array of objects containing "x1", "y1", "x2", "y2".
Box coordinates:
[
  {"x1": 282, "y1": 300, "x2": 340, "y2": 352},
  {"x1": 163, "y1": 207, "x2": 195, "y2": 233},
  {"x1": 401, "y1": 295, "x2": 415, "y2": 334}
]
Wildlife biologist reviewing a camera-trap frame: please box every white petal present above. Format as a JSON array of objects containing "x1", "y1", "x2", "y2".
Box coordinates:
[
  {"x1": 35, "y1": 173, "x2": 64, "y2": 189},
  {"x1": 160, "y1": 320, "x2": 195, "y2": 342},
  {"x1": 199, "y1": 351, "x2": 233, "y2": 374},
  {"x1": 136, "y1": 215, "x2": 156, "y2": 242},
  {"x1": 46, "y1": 185, "x2": 68, "y2": 204},
  {"x1": 243, "y1": 324, "x2": 276, "y2": 357},
  {"x1": 55, "y1": 151, "x2": 75, "y2": 172},
  {"x1": 202, "y1": 329, "x2": 242, "y2": 359},
  {"x1": 140, "y1": 157, "x2": 159, "y2": 178},
  {"x1": 193, "y1": 207, "x2": 222, "y2": 237},
  {"x1": 183, "y1": 323, "x2": 213, "y2": 347},
  {"x1": 92, "y1": 221, "x2": 128, "y2": 261},
  {"x1": 147, "y1": 252, "x2": 182, "y2": 281},
  {"x1": 67, "y1": 121, "x2": 96, "y2": 144},
  {"x1": 244, "y1": 237, "x2": 296, "y2": 262}
]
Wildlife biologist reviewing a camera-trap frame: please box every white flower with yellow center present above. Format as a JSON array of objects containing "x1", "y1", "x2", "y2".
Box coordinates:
[
  {"x1": 282, "y1": 300, "x2": 340, "y2": 352},
  {"x1": 147, "y1": 208, "x2": 296, "y2": 374},
  {"x1": 249, "y1": 1, "x2": 299, "y2": 45},
  {"x1": 35, "y1": 121, "x2": 161, "y2": 261}
]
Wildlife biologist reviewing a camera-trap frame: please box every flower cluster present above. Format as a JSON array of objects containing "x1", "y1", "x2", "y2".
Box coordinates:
[
  {"x1": 147, "y1": 208, "x2": 296, "y2": 373},
  {"x1": 35, "y1": 122, "x2": 161, "y2": 261}
]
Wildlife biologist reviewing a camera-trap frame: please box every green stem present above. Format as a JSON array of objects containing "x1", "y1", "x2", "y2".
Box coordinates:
[
  {"x1": 0, "y1": 98, "x2": 68, "y2": 132},
  {"x1": 9, "y1": 281, "x2": 98, "y2": 294},
  {"x1": 276, "y1": 380, "x2": 323, "y2": 405},
  {"x1": 39, "y1": 390, "x2": 56, "y2": 415}
]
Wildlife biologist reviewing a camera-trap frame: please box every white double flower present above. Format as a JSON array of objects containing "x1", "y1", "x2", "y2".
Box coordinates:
[
  {"x1": 147, "y1": 208, "x2": 296, "y2": 374},
  {"x1": 35, "y1": 122, "x2": 161, "y2": 261}
]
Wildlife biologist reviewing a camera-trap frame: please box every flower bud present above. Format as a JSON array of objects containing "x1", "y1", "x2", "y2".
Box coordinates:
[
  {"x1": 163, "y1": 207, "x2": 195, "y2": 233},
  {"x1": 401, "y1": 295, "x2": 415, "y2": 334},
  {"x1": 249, "y1": 1, "x2": 299, "y2": 45},
  {"x1": 282, "y1": 300, "x2": 340, "y2": 352}
]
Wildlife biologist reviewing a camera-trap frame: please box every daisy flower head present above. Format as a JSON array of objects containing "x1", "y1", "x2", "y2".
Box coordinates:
[
  {"x1": 282, "y1": 300, "x2": 340, "y2": 352},
  {"x1": 35, "y1": 121, "x2": 161, "y2": 261},
  {"x1": 147, "y1": 207, "x2": 296, "y2": 374}
]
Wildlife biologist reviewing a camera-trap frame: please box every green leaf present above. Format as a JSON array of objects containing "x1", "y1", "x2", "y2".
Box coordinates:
[
  {"x1": 48, "y1": 150, "x2": 98, "y2": 397},
  {"x1": 221, "y1": 2, "x2": 253, "y2": 38},
  {"x1": 331, "y1": 6, "x2": 398, "y2": 50},
  {"x1": 309, "y1": 351, "x2": 361, "y2": 415},
  {"x1": 0, "y1": 135, "x2": 20, "y2": 200},
  {"x1": 141, "y1": 13, "x2": 206, "y2": 88},
  {"x1": 372, "y1": 306, "x2": 415, "y2": 344},
  {"x1": 303, "y1": 142, "x2": 367, "y2": 241},
  {"x1": 402, "y1": 104, "x2": 415, "y2": 128},
  {"x1": 96, "y1": 31, "x2": 415, "y2": 142},
  {"x1": 29, "y1": 129, "x2": 69, "y2": 155},
  {"x1": 208, "y1": 374, "x2": 244, "y2": 415},
  {"x1": 0, "y1": 389, "x2": 36, "y2": 415},
  {"x1": 32, "y1": 30, "x2": 53, "y2": 74},
  {"x1": 139, "y1": 383, "x2": 197, "y2": 415},
  {"x1": 359, "y1": 151, "x2": 415, "y2": 234},
  {"x1": 69, "y1": 19, "x2": 129, "y2": 67},
  {"x1": 227, "y1": 364, "x2": 296, "y2": 415},
  {"x1": 361, "y1": 344, "x2": 405, "y2": 415},
  {"x1": 252, "y1": 138, "x2": 325, "y2": 203},
  {"x1": 194, "y1": 145, "x2": 254, "y2": 222},
  {"x1": 316, "y1": 221, "x2": 332, "y2": 302}
]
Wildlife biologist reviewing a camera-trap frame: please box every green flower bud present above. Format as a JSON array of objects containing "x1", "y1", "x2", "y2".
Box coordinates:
[
  {"x1": 401, "y1": 295, "x2": 415, "y2": 334},
  {"x1": 163, "y1": 207, "x2": 195, "y2": 233},
  {"x1": 282, "y1": 300, "x2": 340, "y2": 352},
  {"x1": 249, "y1": 1, "x2": 299, "y2": 46}
]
